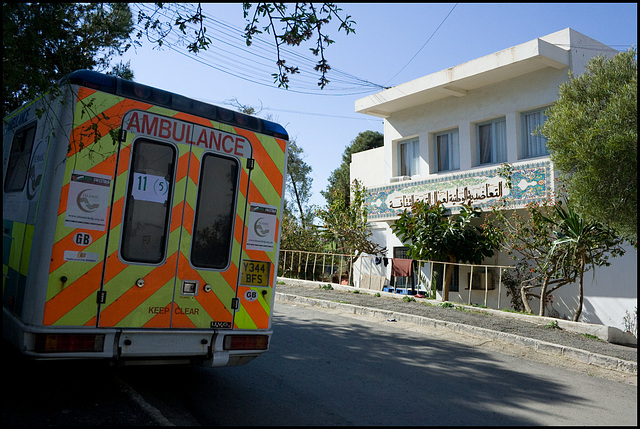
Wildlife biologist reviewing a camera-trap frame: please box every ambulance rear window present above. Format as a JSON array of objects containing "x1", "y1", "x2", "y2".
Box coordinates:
[
  {"x1": 191, "y1": 153, "x2": 239, "y2": 269},
  {"x1": 4, "y1": 122, "x2": 37, "y2": 193},
  {"x1": 120, "y1": 140, "x2": 175, "y2": 264}
]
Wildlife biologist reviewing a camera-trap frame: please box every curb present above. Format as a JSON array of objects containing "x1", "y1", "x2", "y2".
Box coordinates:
[{"x1": 275, "y1": 292, "x2": 637, "y2": 375}]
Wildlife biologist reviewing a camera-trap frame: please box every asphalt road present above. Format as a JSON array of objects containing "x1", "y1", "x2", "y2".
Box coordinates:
[{"x1": 3, "y1": 301, "x2": 637, "y2": 426}]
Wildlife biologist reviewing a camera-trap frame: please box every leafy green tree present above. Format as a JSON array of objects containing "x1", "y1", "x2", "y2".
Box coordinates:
[
  {"x1": 280, "y1": 211, "x2": 327, "y2": 253},
  {"x1": 484, "y1": 198, "x2": 567, "y2": 315},
  {"x1": 540, "y1": 48, "x2": 637, "y2": 241},
  {"x1": 316, "y1": 179, "x2": 386, "y2": 259},
  {"x1": 392, "y1": 201, "x2": 498, "y2": 301},
  {"x1": 485, "y1": 178, "x2": 625, "y2": 318},
  {"x1": 285, "y1": 140, "x2": 314, "y2": 228},
  {"x1": 134, "y1": 3, "x2": 356, "y2": 89},
  {"x1": 3, "y1": 3, "x2": 134, "y2": 117},
  {"x1": 545, "y1": 200, "x2": 625, "y2": 321},
  {"x1": 4, "y1": 3, "x2": 356, "y2": 117},
  {"x1": 322, "y1": 130, "x2": 383, "y2": 207}
]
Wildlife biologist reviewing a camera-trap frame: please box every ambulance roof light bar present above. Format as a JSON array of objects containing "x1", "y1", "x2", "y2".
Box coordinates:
[{"x1": 62, "y1": 70, "x2": 289, "y2": 140}]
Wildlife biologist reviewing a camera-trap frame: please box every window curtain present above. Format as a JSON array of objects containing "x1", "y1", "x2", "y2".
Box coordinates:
[
  {"x1": 437, "y1": 131, "x2": 459, "y2": 171},
  {"x1": 494, "y1": 119, "x2": 507, "y2": 163},
  {"x1": 437, "y1": 134, "x2": 449, "y2": 171},
  {"x1": 479, "y1": 120, "x2": 506, "y2": 165},
  {"x1": 399, "y1": 139, "x2": 419, "y2": 176},
  {"x1": 411, "y1": 139, "x2": 419, "y2": 175},
  {"x1": 523, "y1": 112, "x2": 548, "y2": 157},
  {"x1": 478, "y1": 124, "x2": 493, "y2": 164},
  {"x1": 450, "y1": 130, "x2": 460, "y2": 170}
]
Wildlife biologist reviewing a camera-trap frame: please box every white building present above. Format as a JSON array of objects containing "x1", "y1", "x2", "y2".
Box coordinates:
[{"x1": 351, "y1": 28, "x2": 637, "y2": 331}]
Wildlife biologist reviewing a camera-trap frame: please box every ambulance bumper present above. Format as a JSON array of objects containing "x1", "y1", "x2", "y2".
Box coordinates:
[{"x1": 5, "y1": 310, "x2": 270, "y2": 366}]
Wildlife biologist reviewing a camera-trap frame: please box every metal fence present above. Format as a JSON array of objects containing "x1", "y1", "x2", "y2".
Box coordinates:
[
  {"x1": 278, "y1": 249, "x2": 515, "y2": 309},
  {"x1": 278, "y1": 249, "x2": 356, "y2": 285}
]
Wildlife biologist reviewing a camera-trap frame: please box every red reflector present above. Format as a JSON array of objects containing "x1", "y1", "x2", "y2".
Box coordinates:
[
  {"x1": 223, "y1": 335, "x2": 269, "y2": 351},
  {"x1": 34, "y1": 334, "x2": 105, "y2": 353}
]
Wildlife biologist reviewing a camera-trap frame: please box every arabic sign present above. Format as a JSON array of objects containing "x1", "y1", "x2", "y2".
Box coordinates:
[{"x1": 365, "y1": 160, "x2": 553, "y2": 220}]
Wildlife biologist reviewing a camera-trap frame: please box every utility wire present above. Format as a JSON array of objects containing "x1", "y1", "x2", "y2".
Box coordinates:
[
  {"x1": 130, "y1": 3, "x2": 386, "y2": 95},
  {"x1": 384, "y1": 3, "x2": 458, "y2": 86}
]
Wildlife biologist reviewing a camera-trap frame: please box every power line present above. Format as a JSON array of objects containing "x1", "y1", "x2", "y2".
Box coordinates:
[
  {"x1": 130, "y1": 3, "x2": 386, "y2": 96},
  {"x1": 384, "y1": 3, "x2": 458, "y2": 86}
]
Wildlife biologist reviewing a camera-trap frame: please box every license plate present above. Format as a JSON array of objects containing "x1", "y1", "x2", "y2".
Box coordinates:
[{"x1": 240, "y1": 260, "x2": 271, "y2": 287}]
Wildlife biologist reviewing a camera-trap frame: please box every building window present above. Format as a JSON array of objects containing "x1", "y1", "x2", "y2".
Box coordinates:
[
  {"x1": 522, "y1": 108, "x2": 549, "y2": 158},
  {"x1": 477, "y1": 118, "x2": 507, "y2": 165},
  {"x1": 397, "y1": 138, "x2": 419, "y2": 176},
  {"x1": 434, "y1": 129, "x2": 460, "y2": 172}
]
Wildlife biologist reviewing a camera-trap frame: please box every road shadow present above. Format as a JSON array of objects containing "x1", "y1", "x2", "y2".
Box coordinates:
[{"x1": 117, "y1": 305, "x2": 621, "y2": 426}]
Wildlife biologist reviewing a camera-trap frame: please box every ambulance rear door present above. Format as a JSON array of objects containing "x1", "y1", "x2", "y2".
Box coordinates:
[{"x1": 97, "y1": 110, "x2": 251, "y2": 330}]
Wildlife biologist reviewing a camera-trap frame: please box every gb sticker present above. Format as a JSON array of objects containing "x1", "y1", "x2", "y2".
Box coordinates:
[
  {"x1": 73, "y1": 232, "x2": 93, "y2": 246},
  {"x1": 244, "y1": 289, "x2": 259, "y2": 302}
]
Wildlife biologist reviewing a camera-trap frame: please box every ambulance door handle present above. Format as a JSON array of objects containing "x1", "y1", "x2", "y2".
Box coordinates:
[{"x1": 136, "y1": 278, "x2": 145, "y2": 287}]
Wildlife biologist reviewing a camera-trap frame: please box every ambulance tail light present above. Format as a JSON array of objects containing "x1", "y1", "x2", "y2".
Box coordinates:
[
  {"x1": 223, "y1": 335, "x2": 269, "y2": 351},
  {"x1": 34, "y1": 333, "x2": 105, "y2": 353}
]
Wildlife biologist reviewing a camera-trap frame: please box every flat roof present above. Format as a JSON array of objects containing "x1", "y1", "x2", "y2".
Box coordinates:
[{"x1": 355, "y1": 36, "x2": 570, "y2": 118}]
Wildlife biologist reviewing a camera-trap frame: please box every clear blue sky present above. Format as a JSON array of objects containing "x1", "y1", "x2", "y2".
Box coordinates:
[{"x1": 119, "y1": 3, "x2": 638, "y2": 209}]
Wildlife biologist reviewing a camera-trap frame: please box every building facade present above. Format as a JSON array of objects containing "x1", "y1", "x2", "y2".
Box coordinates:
[{"x1": 351, "y1": 29, "x2": 637, "y2": 330}]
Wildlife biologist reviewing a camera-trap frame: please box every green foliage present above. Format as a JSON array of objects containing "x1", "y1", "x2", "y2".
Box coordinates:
[
  {"x1": 392, "y1": 201, "x2": 498, "y2": 264},
  {"x1": 540, "y1": 48, "x2": 637, "y2": 241},
  {"x1": 403, "y1": 296, "x2": 416, "y2": 302},
  {"x1": 243, "y1": 3, "x2": 356, "y2": 89},
  {"x1": 582, "y1": 333, "x2": 601, "y2": 341},
  {"x1": 280, "y1": 211, "x2": 327, "y2": 253},
  {"x1": 322, "y1": 130, "x2": 383, "y2": 208},
  {"x1": 316, "y1": 179, "x2": 386, "y2": 258},
  {"x1": 544, "y1": 197, "x2": 625, "y2": 321},
  {"x1": 5, "y1": 3, "x2": 356, "y2": 118},
  {"x1": 485, "y1": 178, "x2": 625, "y2": 319},
  {"x1": 285, "y1": 140, "x2": 315, "y2": 227},
  {"x1": 134, "y1": 3, "x2": 355, "y2": 90},
  {"x1": 544, "y1": 320, "x2": 561, "y2": 330},
  {"x1": 3, "y1": 3, "x2": 134, "y2": 117},
  {"x1": 392, "y1": 201, "x2": 498, "y2": 301}
]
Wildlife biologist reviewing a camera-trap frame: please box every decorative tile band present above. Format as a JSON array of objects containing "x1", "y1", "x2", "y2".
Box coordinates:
[{"x1": 365, "y1": 160, "x2": 553, "y2": 220}]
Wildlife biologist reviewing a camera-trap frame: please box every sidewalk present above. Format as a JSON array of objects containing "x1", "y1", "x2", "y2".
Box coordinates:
[{"x1": 275, "y1": 278, "x2": 637, "y2": 375}]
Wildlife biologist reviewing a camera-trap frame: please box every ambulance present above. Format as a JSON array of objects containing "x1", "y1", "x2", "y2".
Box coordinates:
[{"x1": 3, "y1": 70, "x2": 288, "y2": 366}]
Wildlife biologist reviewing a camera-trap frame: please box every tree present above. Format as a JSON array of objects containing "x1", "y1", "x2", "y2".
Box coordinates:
[
  {"x1": 322, "y1": 130, "x2": 383, "y2": 207},
  {"x1": 3, "y1": 3, "x2": 135, "y2": 117},
  {"x1": 4, "y1": 3, "x2": 356, "y2": 117},
  {"x1": 540, "y1": 48, "x2": 637, "y2": 241},
  {"x1": 134, "y1": 3, "x2": 356, "y2": 89},
  {"x1": 285, "y1": 140, "x2": 315, "y2": 228},
  {"x1": 316, "y1": 179, "x2": 386, "y2": 259},
  {"x1": 280, "y1": 210, "x2": 327, "y2": 253},
  {"x1": 392, "y1": 201, "x2": 498, "y2": 301},
  {"x1": 545, "y1": 200, "x2": 625, "y2": 321},
  {"x1": 484, "y1": 179, "x2": 625, "y2": 319}
]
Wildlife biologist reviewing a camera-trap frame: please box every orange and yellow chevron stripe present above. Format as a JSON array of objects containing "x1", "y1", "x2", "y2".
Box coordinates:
[{"x1": 43, "y1": 85, "x2": 286, "y2": 332}]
